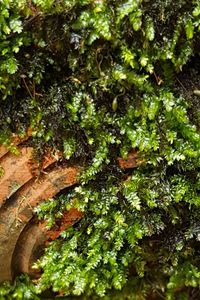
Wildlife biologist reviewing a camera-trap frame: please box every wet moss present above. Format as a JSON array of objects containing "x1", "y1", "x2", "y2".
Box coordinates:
[{"x1": 1, "y1": 0, "x2": 200, "y2": 299}]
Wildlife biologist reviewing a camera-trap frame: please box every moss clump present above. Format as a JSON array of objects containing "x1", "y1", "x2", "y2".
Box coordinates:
[{"x1": 1, "y1": 0, "x2": 200, "y2": 299}]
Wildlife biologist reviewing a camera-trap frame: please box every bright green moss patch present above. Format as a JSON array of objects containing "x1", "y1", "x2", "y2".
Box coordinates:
[{"x1": 1, "y1": 0, "x2": 200, "y2": 299}]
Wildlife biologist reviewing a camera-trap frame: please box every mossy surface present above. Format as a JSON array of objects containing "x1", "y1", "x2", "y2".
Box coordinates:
[{"x1": 1, "y1": 0, "x2": 200, "y2": 299}]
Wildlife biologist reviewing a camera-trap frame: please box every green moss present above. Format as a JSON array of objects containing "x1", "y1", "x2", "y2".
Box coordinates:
[
  {"x1": 1, "y1": 0, "x2": 200, "y2": 299},
  {"x1": 0, "y1": 275, "x2": 39, "y2": 300}
]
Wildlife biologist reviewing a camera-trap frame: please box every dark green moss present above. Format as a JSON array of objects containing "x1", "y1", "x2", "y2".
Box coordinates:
[{"x1": 1, "y1": 0, "x2": 200, "y2": 299}]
